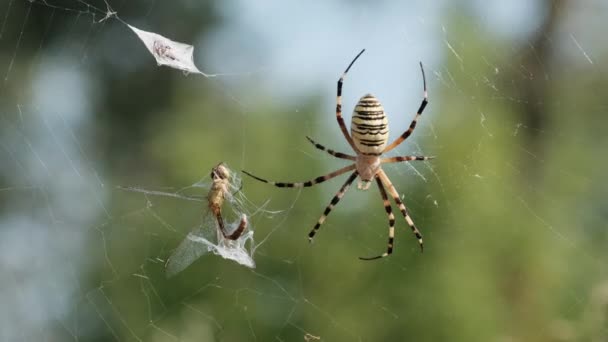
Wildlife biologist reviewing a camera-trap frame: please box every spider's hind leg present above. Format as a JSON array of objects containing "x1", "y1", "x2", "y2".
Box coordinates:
[
  {"x1": 378, "y1": 169, "x2": 424, "y2": 252},
  {"x1": 359, "y1": 176, "x2": 395, "y2": 260},
  {"x1": 336, "y1": 49, "x2": 366, "y2": 153},
  {"x1": 308, "y1": 171, "x2": 358, "y2": 242}
]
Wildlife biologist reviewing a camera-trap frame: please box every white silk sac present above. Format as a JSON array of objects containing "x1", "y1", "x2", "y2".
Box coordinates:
[
  {"x1": 128, "y1": 24, "x2": 209, "y2": 76},
  {"x1": 165, "y1": 217, "x2": 256, "y2": 278}
]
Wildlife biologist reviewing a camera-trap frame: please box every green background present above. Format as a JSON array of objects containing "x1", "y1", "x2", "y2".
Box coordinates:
[{"x1": 0, "y1": 0, "x2": 606, "y2": 341}]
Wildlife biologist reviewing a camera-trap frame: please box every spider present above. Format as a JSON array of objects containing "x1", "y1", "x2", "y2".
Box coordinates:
[{"x1": 243, "y1": 49, "x2": 432, "y2": 260}]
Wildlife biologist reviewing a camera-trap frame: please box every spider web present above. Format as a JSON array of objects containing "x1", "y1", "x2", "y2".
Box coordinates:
[{"x1": 1, "y1": 0, "x2": 607, "y2": 341}]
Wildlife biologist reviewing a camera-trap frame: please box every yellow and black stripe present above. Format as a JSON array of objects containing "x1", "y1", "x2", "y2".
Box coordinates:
[
  {"x1": 308, "y1": 171, "x2": 359, "y2": 241},
  {"x1": 351, "y1": 94, "x2": 389, "y2": 155},
  {"x1": 336, "y1": 49, "x2": 366, "y2": 153},
  {"x1": 379, "y1": 169, "x2": 423, "y2": 252},
  {"x1": 381, "y1": 155, "x2": 434, "y2": 163},
  {"x1": 242, "y1": 164, "x2": 355, "y2": 188},
  {"x1": 359, "y1": 176, "x2": 395, "y2": 260},
  {"x1": 383, "y1": 62, "x2": 428, "y2": 153},
  {"x1": 306, "y1": 136, "x2": 356, "y2": 160}
]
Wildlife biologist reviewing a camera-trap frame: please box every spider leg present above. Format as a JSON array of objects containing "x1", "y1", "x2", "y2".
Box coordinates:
[
  {"x1": 337, "y1": 49, "x2": 366, "y2": 154},
  {"x1": 378, "y1": 169, "x2": 424, "y2": 252},
  {"x1": 308, "y1": 171, "x2": 358, "y2": 242},
  {"x1": 359, "y1": 176, "x2": 395, "y2": 260},
  {"x1": 381, "y1": 155, "x2": 434, "y2": 163},
  {"x1": 242, "y1": 164, "x2": 355, "y2": 188},
  {"x1": 222, "y1": 214, "x2": 248, "y2": 240},
  {"x1": 306, "y1": 136, "x2": 356, "y2": 161},
  {"x1": 383, "y1": 62, "x2": 429, "y2": 153}
]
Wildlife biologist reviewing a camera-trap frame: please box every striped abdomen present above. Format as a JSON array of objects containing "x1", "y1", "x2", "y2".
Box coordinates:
[{"x1": 351, "y1": 94, "x2": 389, "y2": 155}]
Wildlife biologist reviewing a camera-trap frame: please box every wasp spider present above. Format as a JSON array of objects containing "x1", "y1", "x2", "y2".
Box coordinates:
[{"x1": 244, "y1": 49, "x2": 432, "y2": 260}]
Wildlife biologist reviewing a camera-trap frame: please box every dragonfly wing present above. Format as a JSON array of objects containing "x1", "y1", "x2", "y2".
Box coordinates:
[{"x1": 165, "y1": 229, "x2": 212, "y2": 277}]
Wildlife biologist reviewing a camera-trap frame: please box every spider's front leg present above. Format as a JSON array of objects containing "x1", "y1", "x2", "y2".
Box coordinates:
[
  {"x1": 305, "y1": 136, "x2": 356, "y2": 161},
  {"x1": 381, "y1": 156, "x2": 434, "y2": 163},
  {"x1": 383, "y1": 62, "x2": 429, "y2": 153},
  {"x1": 242, "y1": 164, "x2": 355, "y2": 188},
  {"x1": 336, "y1": 49, "x2": 366, "y2": 154}
]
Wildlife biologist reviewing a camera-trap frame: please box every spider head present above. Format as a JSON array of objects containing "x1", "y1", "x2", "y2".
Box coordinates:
[
  {"x1": 355, "y1": 154, "x2": 380, "y2": 190},
  {"x1": 351, "y1": 94, "x2": 389, "y2": 155},
  {"x1": 211, "y1": 163, "x2": 230, "y2": 181}
]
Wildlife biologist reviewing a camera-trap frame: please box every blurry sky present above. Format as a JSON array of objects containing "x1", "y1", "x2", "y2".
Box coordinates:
[{"x1": 204, "y1": 0, "x2": 543, "y2": 128}]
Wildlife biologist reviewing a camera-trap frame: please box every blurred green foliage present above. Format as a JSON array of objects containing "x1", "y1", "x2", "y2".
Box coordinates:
[{"x1": 1, "y1": 0, "x2": 607, "y2": 341}]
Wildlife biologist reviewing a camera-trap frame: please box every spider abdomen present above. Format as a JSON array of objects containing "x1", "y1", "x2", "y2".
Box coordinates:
[{"x1": 351, "y1": 94, "x2": 389, "y2": 155}]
